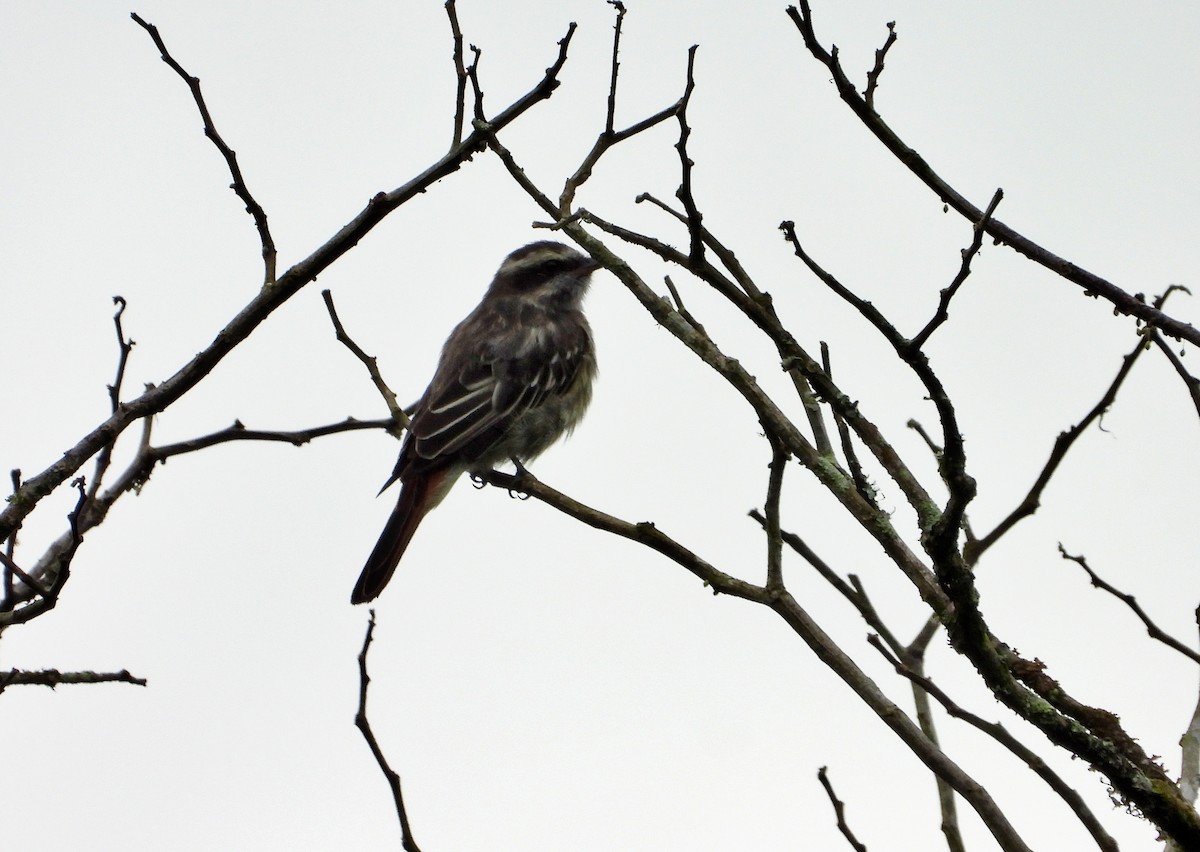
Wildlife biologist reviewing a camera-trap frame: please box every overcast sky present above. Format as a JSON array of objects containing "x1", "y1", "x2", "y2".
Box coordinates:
[{"x1": 3, "y1": 2, "x2": 1199, "y2": 850}]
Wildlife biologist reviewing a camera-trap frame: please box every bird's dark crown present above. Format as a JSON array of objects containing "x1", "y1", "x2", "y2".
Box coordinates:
[{"x1": 490, "y1": 241, "x2": 598, "y2": 298}]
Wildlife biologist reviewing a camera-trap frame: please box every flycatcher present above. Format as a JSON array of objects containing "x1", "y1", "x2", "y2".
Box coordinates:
[{"x1": 351, "y1": 241, "x2": 600, "y2": 603}]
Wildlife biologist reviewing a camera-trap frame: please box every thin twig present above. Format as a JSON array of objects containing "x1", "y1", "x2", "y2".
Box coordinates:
[
  {"x1": 662, "y1": 275, "x2": 707, "y2": 336},
  {"x1": 0, "y1": 668, "x2": 147, "y2": 691},
  {"x1": 150, "y1": 417, "x2": 392, "y2": 458},
  {"x1": 2, "y1": 469, "x2": 19, "y2": 607},
  {"x1": 1148, "y1": 330, "x2": 1200, "y2": 421},
  {"x1": 635, "y1": 192, "x2": 766, "y2": 307},
  {"x1": 910, "y1": 188, "x2": 1003, "y2": 351},
  {"x1": 604, "y1": 1, "x2": 625, "y2": 134},
  {"x1": 789, "y1": 367, "x2": 835, "y2": 458},
  {"x1": 322, "y1": 290, "x2": 407, "y2": 430},
  {"x1": 906, "y1": 419, "x2": 942, "y2": 457},
  {"x1": 130, "y1": 14, "x2": 277, "y2": 285},
  {"x1": 863, "y1": 21, "x2": 897, "y2": 111},
  {"x1": 899, "y1": 645, "x2": 967, "y2": 852},
  {"x1": 763, "y1": 432, "x2": 788, "y2": 591},
  {"x1": 466, "y1": 44, "x2": 486, "y2": 122},
  {"x1": 817, "y1": 767, "x2": 869, "y2": 852},
  {"x1": 482, "y1": 468, "x2": 766, "y2": 601},
  {"x1": 557, "y1": 3, "x2": 679, "y2": 213},
  {"x1": 1058, "y1": 545, "x2": 1200, "y2": 665},
  {"x1": 780, "y1": 220, "x2": 964, "y2": 536},
  {"x1": 0, "y1": 551, "x2": 48, "y2": 599},
  {"x1": 90, "y1": 296, "x2": 136, "y2": 500},
  {"x1": 11, "y1": 478, "x2": 93, "y2": 623},
  {"x1": 445, "y1": 0, "x2": 467, "y2": 148},
  {"x1": 355, "y1": 611, "x2": 423, "y2": 852},
  {"x1": 822, "y1": 342, "x2": 876, "y2": 506},
  {"x1": 968, "y1": 336, "x2": 1147, "y2": 563},
  {"x1": 968, "y1": 284, "x2": 1187, "y2": 562},
  {"x1": 674, "y1": 46, "x2": 704, "y2": 262},
  {"x1": 746, "y1": 509, "x2": 905, "y2": 658},
  {"x1": 1179, "y1": 607, "x2": 1200, "y2": 810}
]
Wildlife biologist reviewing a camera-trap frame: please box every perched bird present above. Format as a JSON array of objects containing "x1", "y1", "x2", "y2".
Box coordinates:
[{"x1": 351, "y1": 241, "x2": 600, "y2": 603}]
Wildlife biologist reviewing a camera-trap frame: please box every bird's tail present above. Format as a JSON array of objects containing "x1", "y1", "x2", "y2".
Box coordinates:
[{"x1": 351, "y1": 469, "x2": 452, "y2": 603}]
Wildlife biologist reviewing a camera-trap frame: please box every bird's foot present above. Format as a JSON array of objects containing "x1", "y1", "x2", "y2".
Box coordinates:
[{"x1": 507, "y1": 458, "x2": 532, "y2": 500}]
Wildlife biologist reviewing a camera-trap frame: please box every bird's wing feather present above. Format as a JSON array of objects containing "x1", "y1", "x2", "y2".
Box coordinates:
[{"x1": 404, "y1": 306, "x2": 586, "y2": 466}]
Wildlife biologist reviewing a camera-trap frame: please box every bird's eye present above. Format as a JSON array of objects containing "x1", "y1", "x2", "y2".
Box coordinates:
[{"x1": 534, "y1": 259, "x2": 567, "y2": 280}]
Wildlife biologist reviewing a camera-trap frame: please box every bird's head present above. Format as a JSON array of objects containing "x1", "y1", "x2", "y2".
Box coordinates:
[{"x1": 488, "y1": 241, "x2": 601, "y2": 308}]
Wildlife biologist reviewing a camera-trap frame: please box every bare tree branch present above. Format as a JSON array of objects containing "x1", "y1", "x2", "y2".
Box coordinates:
[
  {"x1": 763, "y1": 434, "x2": 788, "y2": 591},
  {"x1": 482, "y1": 468, "x2": 1033, "y2": 852},
  {"x1": 785, "y1": 1, "x2": 1200, "y2": 347},
  {"x1": 869, "y1": 636, "x2": 1121, "y2": 852},
  {"x1": 0, "y1": 550, "x2": 48, "y2": 602},
  {"x1": 910, "y1": 188, "x2": 1004, "y2": 350},
  {"x1": 322, "y1": 289, "x2": 407, "y2": 431},
  {"x1": 862, "y1": 20, "x2": 897, "y2": 111},
  {"x1": 821, "y1": 343, "x2": 877, "y2": 506},
  {"x1": 90, "y1": 296, "x2": 136, "y2": 498},
  {"x1": 130, "y1": 13, "x2": 278, "y2": 285},
  {"x1": 817, "y1": 766, "x2": 869, "y2": 852},
  {"x1": 968, "y1": 334, "x2": 1147, "y2": 562},
  {"x1": 445, "y1": 0, "x2": 467, "y2": 148},
  {"x1": 570, "y1": 217, "x2": 950, "y2": 611},
  {"x1": 355, "y1": 611, "x2": 423, "y2": 852},
  {"x1": 1179, "y1": 608, "x2": 1200, "y2": 808},
  {"x1": 1150, "y1": 333, "x2": 1200, "y2": 419},
  {"x1": 674, "y1": 46, "x2": 703, "y2": 263},
  {"x1": 0, "y1": 668, "x2": 147, "y2": 691},
  {"x1": 1058, "y1": 545, "x2": 1200, "y2": 666},
  {"x1": 0, "y1": 416, "x2": 387, "y2": 625}
]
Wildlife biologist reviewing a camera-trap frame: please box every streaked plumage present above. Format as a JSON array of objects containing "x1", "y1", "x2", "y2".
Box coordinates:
[{"x1": 351, "y1": 241, "x2": 599, "y2": 603}]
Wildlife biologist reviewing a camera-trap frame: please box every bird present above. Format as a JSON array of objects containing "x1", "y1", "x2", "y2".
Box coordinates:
[{"x1": 351, "y1": 240, "x2": 600, "y2": 603}]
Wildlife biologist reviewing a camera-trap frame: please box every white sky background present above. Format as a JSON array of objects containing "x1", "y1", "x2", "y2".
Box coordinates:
[{"x1": 2, "y1": 1, "x2": 1198, "y2": 849}]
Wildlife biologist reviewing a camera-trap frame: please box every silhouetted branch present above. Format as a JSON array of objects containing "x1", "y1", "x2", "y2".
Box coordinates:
[
  {"x1": 968, "y1": 336, "x2": 1147, "y2": 563},
  {"x1": 0, "y1": 416, "x2": 387, "y2": 625},
  {"x1": 910, "y1": 188, "x2": 1003, "y2": 350},
  {"x1": 322, "y1": 289, "x2": 407, "y2": 431},
  {"x1": 869, "y1": 635, "x2": 1120, "y2": 852},
  {"x1": 862, "y1": 20, "x2": 896, "y2": 111},
  {"x1": 763, "y1": 433, "x2": 788, "y2": 591},
  {"x1": 1180, "y1": 609, "x2": 1200, "y2": 810},
  {"x1": 1058, "y1": 545, "x2": 1200, "y2": 665},
  {"x1": 0, "y1": 668, "x2": 147, "y2": 691},
  {"x1": 822, "y1": 343, "x2": 875, "y2": 506},
  {"x1": 483, "y1": 468, "x2": 1031, "y2": 851},
  {"x1": 675, "y1": 46, "x2": 703, "y2": 262},
  {"x1": 558, "y1": 5, "x2": 680, "y2": 213},
  {"x1": 90, "y1": 296, "x2": 137, "y2": 501},
  {"x1": 131, "y1": 13, "x2": 277, "y2": 285},
  {"x1": 785, "y1": 1, "x2": 1200, "y2": 347},
  {"x1": 355, "y1": 611, "x2": 423, "y2": 852},
  {"x1": 817, "y1": 766, "x2": 869, "y2": 852},
  {"x1": 445, "y1": 0, "x2": 467, "y2": 148}
]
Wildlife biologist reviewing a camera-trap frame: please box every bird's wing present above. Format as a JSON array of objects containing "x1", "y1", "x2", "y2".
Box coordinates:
[{"x1": 402, "y1": 306, "x2": 589, "y2": 470}]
